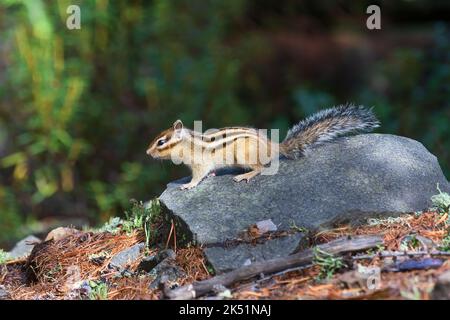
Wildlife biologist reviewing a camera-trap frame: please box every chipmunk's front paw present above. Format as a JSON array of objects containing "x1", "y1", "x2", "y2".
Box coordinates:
[{"x1": 180, "y1": 182, "x2": 197, "y2": 190}]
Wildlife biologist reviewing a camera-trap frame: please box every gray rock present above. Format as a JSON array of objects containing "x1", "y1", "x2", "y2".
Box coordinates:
[
  {"x1": 256, "y1": 219, "x2": 278, "y2": 233},
  {"x1": 0, "y1": 286, "x2": 10, "y2": 300},
  {"x1": 148, "y1": 255, "x2": 186, "y2": 289},
  {"x1": 109, "y1": 243, "x2": 144, "y2": 270},
  {"x1": 204, "y1": 233, "x2": 305, "y2": 273},
  {"x1": 159, "y1": 134, "x2": 450, "y2": 272},
  {"x1": 431, "y1": 270, "x2": 450, "y2": 300},
  {"x1": 8, "y1": 235, "x2": 41, "y2": 259},
  {"x1": 138, "y1": 249, "x2": 176, "y2": 273}
]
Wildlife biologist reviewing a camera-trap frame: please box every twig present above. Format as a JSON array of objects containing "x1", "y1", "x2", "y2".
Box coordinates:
[
  {"x1": 173, "y1": 219, "x2": 177, "y2": 253},
  {"x1": 165, "y1": 220, "x2": 174, "y2": 250},
  {"x1": 165, "y1": 234, "x2": 383, "y2": 300},
  {"x1": 231, "y1": 264, "x2": 314, "y2": 293},
  {"x1": 353, "y1": 250, "x2": 450, "y2": 260},
  {"x1": 5, "y1": 257, "x2": 28, "y2": 265}
]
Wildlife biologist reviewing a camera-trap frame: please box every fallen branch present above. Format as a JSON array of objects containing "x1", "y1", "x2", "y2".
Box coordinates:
[
  {"x1": 353, "y1": 250, "x2": 450, "y2": 260},
  {"x1": 231, "y1": 264, "x2": 314, "y2": 293},
  {"x1": 165, "y1": 234, "x2": 383, "y2": 300}
]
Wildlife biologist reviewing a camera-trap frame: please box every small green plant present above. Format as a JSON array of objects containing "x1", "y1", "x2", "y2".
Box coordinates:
[
  {"x1": 123, "y1": 199, "x2": 147, "y2": 234},
  {"x1": 439, "y1": 233, "x2": 450, "y2": 252},
  {"x1": 365, "y1": 244, "x2": 386, "y2": 256},
  {"x1": 207, "y1": 265, "x2": 215, "y2": 276},
  {"x1": 313, "y1": 247, "x2": 346, "y2": 280},
  {"x1": 0, "y1": 249, "x2": 10, "y2": 265},
  {"x1": 96, "y1": 217, "x2": 123, "y2": 234},
  {"x1": 431, "y1": 184, "x2": 450, "y2": 214},
  {"x1": 88, "y1": 280, "x2": 109, "y2": 300},
  {"x1": 123, "y1": 199, "x2": 161, "y2": 247},
  {"x1": 400, "y1": 235, "x2": 421, "y2": 251},
  {"x1": 44, "y1": 263, "x2": 62, "y2": 282},
  {"x1": 290, "y1": 220, "x2": 308, "y2": 233},
  {"x1": 430, "y1": 184, "x2": 450, "y2": 252},
  {"x1": 94, "y1": 198, "x2": 161, "y2": 247},
  {"x1": 400, "y1": 283, "x2": 423, "y2": 300}
]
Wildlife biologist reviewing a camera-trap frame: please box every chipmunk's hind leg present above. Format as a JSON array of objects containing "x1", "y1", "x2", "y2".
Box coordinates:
[{"x1": 233, "y1": 165, "x2": 262, "y2": 183}]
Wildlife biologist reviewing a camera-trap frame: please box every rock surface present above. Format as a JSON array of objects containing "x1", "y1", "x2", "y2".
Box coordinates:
[
  {"x1": 204, "y1": 233, "x2": 305, "y2": 273},
  {"x1": 44, "y1": 227, "x2": 80, "y2": 242},
  {"x1": 138, "y1": 249, "x2": 176, "y2": 273},
  {"x1": 158, "y1": 134, "x2": 450, "y2": 272},
  {"x1": 109, "y1": 243, "x2": 144, "y2": 271},
  {"x1": 144, "y1": 250, "x2": 186, "y2": 289},
  {"x1": 8, "y1": 235, "x2": 41, "y2": 260},
  {"x1": 0, "y1": 286, "x2": 10, "y2": 300}
]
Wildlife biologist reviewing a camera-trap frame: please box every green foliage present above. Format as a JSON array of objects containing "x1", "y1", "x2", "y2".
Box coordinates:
[
  {"x1": 313, "y1": 247, "x2": 346, "y2": 280},
  {"x1": 289, "y1": 220, "x2": 308, "y2": 233},
  {"x1": 143, "y1": 199, "x2": 162, "y2": 248},
  {"x1": 95, "y1": 198, "x2": 160, "y2": 248},
  {"x1": 400, "y1": 235, "x2": 420, "y2": 251},
  {"x1": 400, "y1": 286, "x2": 422, "y2": 300},
  {"x1": 123, "y1": 199, "x2": 161, "y2": 247},
  {"x1": 430, "y1": 186, "x2": 450, "y2": 251},
  {"x1": 88, "y1": 280, "x2": 108, "y2": 300},
  {"x1": 364, "y1": 244, "x2": 385, "y2": 256},
  {"x1": 96, "y1": 217, "x2": 123, "y2": 235},
  {"x1": 431, "y1": 184, "x2": 450, "y2": 215},
  {"x1": 0, "y1": 249, "x2": 10, "y2": 265},
  {"x1": 0, "y1": 187, "x2": 24, "y2": 243},
  {"x1": 440, "y1": 234, "x2": 450, "y2": 252}
]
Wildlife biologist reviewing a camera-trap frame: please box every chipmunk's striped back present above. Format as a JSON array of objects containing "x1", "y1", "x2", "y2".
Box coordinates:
[{"x1": 184, "y1": 127, "x2": 274, "y2": 167}]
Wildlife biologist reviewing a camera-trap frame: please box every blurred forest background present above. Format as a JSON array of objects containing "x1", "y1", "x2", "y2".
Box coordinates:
[{"x1": 0, "y1": 0, "x2": 449, "y2": 247}]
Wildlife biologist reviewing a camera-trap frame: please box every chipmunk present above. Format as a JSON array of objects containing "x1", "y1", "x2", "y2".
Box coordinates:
[{"x1": 146, "y1": 104, "x2": 380, "y2": 190}]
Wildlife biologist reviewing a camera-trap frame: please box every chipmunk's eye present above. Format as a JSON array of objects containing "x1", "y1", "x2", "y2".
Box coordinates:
[{"x1": 157, "y1": 139, "x2": 166, "y2": 146}]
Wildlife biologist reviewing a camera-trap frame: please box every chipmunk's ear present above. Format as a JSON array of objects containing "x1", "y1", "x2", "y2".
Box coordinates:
[{"x1": 173, "y1": 120, "x2": 183, "y2": 131}]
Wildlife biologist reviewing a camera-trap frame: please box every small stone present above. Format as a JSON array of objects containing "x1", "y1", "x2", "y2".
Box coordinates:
[
  {"x1": 212, "y1": 284, "x2": 228, "y2": 294},
  {"x1": 218, "y1": 289, "x2": 233, "y2": 299},
  {"x1": 149, "y1": 263, "x2": 186, "y2": 289},
  {"x1": 138, "y1": 249, "x2": 176, "y2": 273},
  {"x1": 0, "y1": 286, "x2": 10, "y2": 300},
  {"x1": 146, "y1": 252, "x2": 185, "y2": 289},
  {"x1": 109, "y1": 243, "x2": 145, "y2": 270},
  {"x1": 242, "y1": 259, "x2": 252, "y2": 267},
  {"x1": 160, "y1": 249, "x2": 177, "y2": 260},
  {"x1": 8, "y1": 235, "x2": 41, "y2": 260},
  {"x1": 45, "y1": 227, "x2": 80, "y2": 242},
  {"x1": 256, "y1": 219, "x2": 278, "y2": 233}
]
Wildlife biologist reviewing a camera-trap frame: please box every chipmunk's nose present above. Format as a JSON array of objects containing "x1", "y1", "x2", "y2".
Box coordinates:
[{"x1": 146, "y1": 148, "x2": 152, "y2": 156}]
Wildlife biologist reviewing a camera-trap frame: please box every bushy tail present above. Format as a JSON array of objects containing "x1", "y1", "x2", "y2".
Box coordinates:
[{"x1": 281, "y1": 104, "x2": 380, "y2": 159}]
